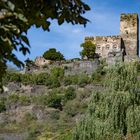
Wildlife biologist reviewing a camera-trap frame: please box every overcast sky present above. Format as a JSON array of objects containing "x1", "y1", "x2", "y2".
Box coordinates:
[{"x1": 15, "y1": 0, "x2": 140, "y2": 62}]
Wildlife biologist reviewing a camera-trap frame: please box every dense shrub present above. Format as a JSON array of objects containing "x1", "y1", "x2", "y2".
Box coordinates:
[
  {"x1": 72, "y1": 62, "x2": 140, "y2": 140},
  {"x1": 34, "y1": 73, "x2": 49, "y2": 85},
  {"x1": 50, "y1": 67, "x2": 64, "y2": 78},
  {"x1": 19, "y1": 95, "x2": 31, "y2": 106},
  {"x1": 8, "y1": 93, "x2": 19, "y2": 104},
  {"x1": 32, "y1": 95, "x2": 48, "y2": 106},
  {"x1": 63, "y1": 75, "x2": 79, "y2": 86},
  {"x1": 47, "y1": 77, "x2": 61, "y2": 88},
  {"x1": 4, "y1": 72, "x2": 21, "y2": 83},
  {"x1": 50, "y1": 110, "x2": 60, "y2": 120},
  {"x1": 0, "y1": 100, "x2": 6, "y2": 113},
  {"x1": 92, "y1": 71, "x2": 102, "y2": 82},
  {"x1": 63, "y1": 76, "x2": 73, "y2": 86},
  {"x1": 47, "y1": 94, "x2": 62, "y2": 110},
  {"x1": 64, "y1": 100, "x2": 80, "y2": 117},
  {"x1": 78, "y1": 74, "x2": 90, "y2": 87},
  {"x1": 26, "y1": 124, "x2": 41, "y2": 140},
  {"x1": 20, "y1": 74, "x2": 34, "y2": 85},
  {"x1": 104, "y1": 62, "x2": 138, "y2": 92},
  {"x1": 24, "y1": 113, "x2": 37, "y2": 122},
  {"x1": 64, "y1": 87, "x2": 76, "y2": 101}
]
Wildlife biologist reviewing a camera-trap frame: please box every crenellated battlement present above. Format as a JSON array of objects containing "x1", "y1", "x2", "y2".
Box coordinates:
[{"x1": 85, "y1": 13, "x2": 139, "y2": 61}]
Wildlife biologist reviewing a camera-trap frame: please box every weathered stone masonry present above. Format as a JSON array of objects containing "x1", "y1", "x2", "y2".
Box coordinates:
[
  {"x1": 85, "y1": 13, "x2": 139, "y2": 62},
  {"x1": 25, "y1": 13, "x2": 139, "y2": 74}
]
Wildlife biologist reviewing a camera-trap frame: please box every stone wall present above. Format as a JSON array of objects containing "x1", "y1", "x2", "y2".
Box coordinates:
[
  {"x1": 120, "y1": 13, "x2": 139, "y2": 56},
  {"x1": 25, "y1": 60, "x2": 99, "y2": 75},
  {"x1": 63, "y1": 60, "x2": 99, "y2": 75},
  {"x1": 85, "y1": 36, "x2": 121, "y2": 58}
]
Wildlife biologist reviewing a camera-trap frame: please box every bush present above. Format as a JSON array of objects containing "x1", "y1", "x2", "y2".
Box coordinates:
[
  {"x1": 26, "y1": 124, "x2": 41, "y2": 140},
  {"x1": 47, "y1": 77, "x2": 61, "y2": 89},
  {"x1": 64, "y1": 87, "x2": 76, "y2": 101},
  {"x1": 34, "y1": 73, "x2": 49, "y2": 85},
  {"x1": 31, "y1": 95, "x2": 48, "y2": 106},
  {"x1": 72, "y1": 62, "x2": 140, "y2": 140},
  {"x1": 92, "y1": 71, "x2": 102, "y2": 82},
  {"x1": 78, "y1": 74, "x2": 90, "y2": 87},
  {"x1": 50, "y1": 67, "x2": 64, "y2": 78},
  {"x1": 50, "y1": 110, "x2": 60, "y2": 120},
  {"x1": 4, "y1": 72, "x2": 21, "y2": 83},
  {"x1": 0, "y1": 100, "x2": 6, "y2": 113},
  {"x1": 63, "y1": 75, "x2": 78, "y2": 86},
  {"x1": 20, "y1": 74, "x2": 33, "y2": 85},
  {"x1": 63, "y1": 76, "x2": 73, "y2": 86},
  {"x1": 24, "y1": 113, "x2": 37, "y2": 122},
  {"x1": 64, "y1": 100, "x2": 80, "y2": 117},
  {"x1": 8, "y1": 93, "x2": 19, "y2": 104},
  {"x1": 47, "y1": 94, "x2": 62, "y2": 110},
  {"x1": 19, "y1": 96, "x2": 31, "y2": 106}
]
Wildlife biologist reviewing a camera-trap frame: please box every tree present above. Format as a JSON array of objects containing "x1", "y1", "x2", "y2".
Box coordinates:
[
  {"x1": 72, "y1": 62, "x2": 140, "y2": 140},
  {"x1": 0, "y1": 0, "x2": 90, "y2": 89},
  {"x1": 80, "y1": 41, "x2": 96, "y2": 60},
  {"x1": 43, "y1": 48, "x2": 65, "y2": 61}
]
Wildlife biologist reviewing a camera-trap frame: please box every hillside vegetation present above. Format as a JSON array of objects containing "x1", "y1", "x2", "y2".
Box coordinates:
[
  {"x1": 72, "y1": 62, "x2": 140, "y2": 140},
  {"x1": 0, "y1": 62, "x2": 140, "y2": 140},
  {"x1": 0, "y1": 64, "x2": 105, "y2": 140}
]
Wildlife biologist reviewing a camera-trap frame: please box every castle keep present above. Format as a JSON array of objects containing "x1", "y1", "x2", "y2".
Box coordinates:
[
  {"x1": 85, "y1": 13, "x2": 139, "y2": 62},
  {"x1": 25, "y1": 13, "x2": 139, "y2": 74}
]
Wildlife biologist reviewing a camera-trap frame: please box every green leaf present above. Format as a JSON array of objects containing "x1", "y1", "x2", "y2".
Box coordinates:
[{"x1": 21, "y1": 35, "x2": 30, "y2": 46}]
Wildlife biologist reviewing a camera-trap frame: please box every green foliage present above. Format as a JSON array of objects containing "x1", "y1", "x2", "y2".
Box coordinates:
[
  {"x1": 104, "y1": 62, "x2": 138, "y2": 92},
  {"x1": 50, "y1": 110, "x2": 60, "y2": 120},
  {"x1": 47, "y1": 93, "x2": 62, "y2": 110},
  {"x1": 8, "y1": 93, "x2": 19, "y2": 104},
  {"x1": 32, "y1": 95, "x2": 48, "y2": 106},
  {"x1": 80, "y1": 41, "x2": 96, "y2": 60},
  {"x1": 25, "y1": 124, "x2": 41, "y2": 140},
  {"x1": 63, "y1": 74, "x2": 90, "y2": 86},
  {"x1": 24, "y1": 113, "x2": 37, "y2": 122},
  {"x1": 0, "y1": 0, "x2": 90, "y2": 89},
  {"x1": 47, "y1": 77, "x2": 61, "y2": 89},
  {"x1": 4, "y1": 72, "x2": 21, "y2": 83},
  {"x1": 34, "y1": 73, "x2": 49, "y2": 85},
  {"x1": 20, "y1": 73, "x2": 34, "y2": 85},
  {"x1": 63, "y1": 75, "x2": 78, "y2": 86},
  {"x1": 64, "y1": 87, "x2": 76, "y2": 102},
  {"x1": 92, "y1": 71, "x2": 102, "y2": 82},
  {"x1": 92, "y1": 61, "x2": 106, "y2": 83},
  {"x1": 0, "y1": 100, "x2": 6, "y2": 113},
  {"x1": 51, "y1": 67, "x2": 64, "y2": 78},
  {"x1": 43, "y1": 48, "x2": 65, "y2": 61},
  {"x1": 72, "y1": 62, "x2": 140, "y2": 140},
  {"x1": 4, "y1": 71, "x2": 61, "y2": 88},
  {"x1": 78, "y1": 74, "x2": 90, "y2": 87},
  {"x1": 18, "y1": 95, "x2": 31, "y2": 106},
  {"x1": 64, "y1": 100, "x2": 81, "y2": 117}
]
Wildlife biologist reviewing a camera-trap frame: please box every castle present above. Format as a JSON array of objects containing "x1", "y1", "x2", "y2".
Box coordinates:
[
  {"x1": 25, "y1": 13, "x2": 139, "y2": 74},
  {"x1": 85, "y1": 13, "x2": 139, "y2": 63}
]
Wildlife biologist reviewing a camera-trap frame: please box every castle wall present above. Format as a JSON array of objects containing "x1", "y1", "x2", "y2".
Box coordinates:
[
  {"x1": 25, "y1": 60, "x2": 99, "y2": 75},
  {"x1": 120, "y1": 13, "x2": 139, "y2": 56},
  {"x1": 85, "y1": 36, "x2": 121, "y2": 58}
]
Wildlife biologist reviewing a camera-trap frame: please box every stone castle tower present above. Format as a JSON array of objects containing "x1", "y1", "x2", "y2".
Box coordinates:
[
  {"x1": 85, "y1": 13, "x2": 139, "y2": 62},
  {"x1": 120, "y1": 14, "x2": 139, "y2": 56}
]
